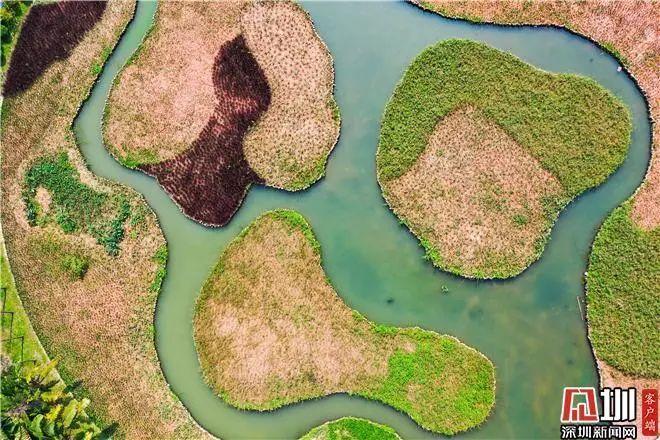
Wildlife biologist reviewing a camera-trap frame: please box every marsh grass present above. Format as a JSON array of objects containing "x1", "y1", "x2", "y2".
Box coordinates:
[
  {"x1": 378, "y1": 39, "x2": 630, "y2": 193},
  {"x1": 241, "y1": 1, "x2": 340, "y2": 189},
  {"x1": 586, "y1": 202, "x2": 659, "y2": 377},
  {"x1": 378, "y1": 40, "x2": 630, "y2": 278},
  {"x1": 194, "y1": 210, "x2": 495, "y2": 435},
  {"x1": 300, "y1": 417, "x2": 401, "y2": 440}
]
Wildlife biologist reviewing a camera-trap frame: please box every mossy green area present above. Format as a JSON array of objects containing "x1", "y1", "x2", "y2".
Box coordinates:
[
  {"x1": 195, "y1": 209, "x2": 495, "y2": 435},
  {"x1": 22, "y1": 152, "x2": 132, "y2": 256},
  {"x1": 377, "y1": 39, "x2": 631, "y2": 195},
  {"x1": 586, "y1": 202, "x2": 659, "y2": 377},
  {"x1": 300, "y1": 417, "x2": 401, "y2": 440},
  {"x1": 0, "y1": 237, "x2": 48, "y2": 365}
]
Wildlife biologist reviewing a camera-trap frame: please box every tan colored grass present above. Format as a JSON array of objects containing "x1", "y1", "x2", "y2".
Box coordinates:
[
  {"x1": 241, "y1": 1, "x2": 339, "y2": 189},
  {"x1": 0, "y1": 2, "x2": 209, "y2": 438},
  {"x1": 195, "y1": 216, "x2": 390, "y2": 406},
  {"x1": 414, "y1": 0, "x2": 660, "y2": 230},
  {"x1": 105, "y1": 1, "x2": 247, "y2": 162},
  {"x1": 385, "y1": 106, "x2": 563, "y2": 278},
  {"x1": 598, "y1": 360, "x2": 660, "y2": 440}
]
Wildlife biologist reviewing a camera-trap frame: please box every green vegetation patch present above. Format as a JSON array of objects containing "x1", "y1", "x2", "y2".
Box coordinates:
[
  {"x1": 586, "y1": 202, "x2": 659, "y2": 377},
  {"x1": 300, "y1": 417, "x2": 401, "y2": 440},
  {"x1": 22, "y1": 152, "x2": 132, "y2": 255},
  {"x1": 377, "y1": 39, "x2": 631, "y2": 196}
]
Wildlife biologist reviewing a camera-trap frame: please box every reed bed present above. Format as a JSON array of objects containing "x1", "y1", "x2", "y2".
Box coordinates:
[
  {"x1": 412, "y1": 5, "x2": 660, "y2": 432},
  {"x1": 105, "y1": 0, "x2": 339, "y2": 226},
  {"x1": 3, "y1": 1, "x2": 106, "y2": 97},
  {"x1": 241, "y1": 1, "x2": 340, "y2": 189},
  {"x1": 388, "y1": 106, "x2": 563, "y2": 278},
  {"x1": 300, "y1": 417, "x2": 402, "y2": 440},
  {"x1": 141, "y1": 35, "x2": 270, "y2": 227}
]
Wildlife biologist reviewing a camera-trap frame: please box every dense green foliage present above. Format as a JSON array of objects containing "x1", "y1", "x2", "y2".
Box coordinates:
[
  {"x1": 586, "y1": 202, "x2": 659, "y2": 377},
  {"x1": 300, "y1": 417, "x2": 401, "y2": 440},
  {"x1": 0, "y1": 1, "x2": 30, "y2": 68},
  {"x1": 377, "y1": 39, "x2": 631, "y2": 196},
  {"x1": 22, "y1": 153, "x2": 132, "y2": 255},
  {"x1": 1, "y1": 360, "x2": 103, "y2": 439},
  {"x1": 60, "y1": 254, "x2": 90, "y2": 281}
]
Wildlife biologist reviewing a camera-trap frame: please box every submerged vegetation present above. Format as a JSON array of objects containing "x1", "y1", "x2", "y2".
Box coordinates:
[
  {"x1": 586, "y1": 202, "x2": 659, "y2": 378},
  {"x1": 378, "y1": 39, "x2": 631, "y2": 278},
  {"x1": 22, "y1": 152, "x2": 131, "y2": 256},
  {"x1": 300, "y1": 417, "x2": 401, "y2": 440},
  {"x1": 194, "y1": 210, "x2": 495, "y2": 435}
]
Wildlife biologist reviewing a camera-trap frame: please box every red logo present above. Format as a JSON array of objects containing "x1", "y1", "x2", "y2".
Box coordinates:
[
  {"x1": 642, "y1": 388, "x2": 658, "y2": 437},
  {"x1": 561, "y1": 387, "x2": 600, "y2": 423}
]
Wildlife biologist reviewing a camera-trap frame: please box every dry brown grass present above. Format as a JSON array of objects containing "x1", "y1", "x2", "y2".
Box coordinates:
[
  {"x1": 385, "y1": 106, "x2": 563, "y2": 278},
  {"x1": 414, "y1": 0, "x2": 660, "y2": 230},
  {"x1": 194, "y1": 211, "x2": 495, "y2": 434},
  {"x1": 241, "y1": 1, "x2": 339, "y2": 189},
  {"x1": 598, "y1": 360, "x2": 660, "y2": 440},
  {"x1": 1, "y1": 2, "x2": 208, "y2": 438},
  {"x1": 105, "y1": 1, "x2": 247, "y2": 163}
]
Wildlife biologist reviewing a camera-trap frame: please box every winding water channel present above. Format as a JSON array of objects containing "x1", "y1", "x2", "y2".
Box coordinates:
[{"x1": 73, "y1": 1, "x2": 651, "y2": 438}]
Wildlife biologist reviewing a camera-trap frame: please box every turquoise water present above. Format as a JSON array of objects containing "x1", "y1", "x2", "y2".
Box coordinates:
[{"x1": 73, "y1": 1, "x2": 651, "y2": 438}]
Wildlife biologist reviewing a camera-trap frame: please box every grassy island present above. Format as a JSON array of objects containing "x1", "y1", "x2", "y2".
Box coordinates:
[
  {"x1": 194, "y1": 210, "x2": 495, "y2": 435},
  {"x1": 300, "y1": 417, "x2": 402, "y2": 440},
  {"x1": 377, "y1": 39, "x2": 631, "y2": 279},
  {"x1": 105, "y1": 1, "x2": 339, "y2": 226},
  {"x1": 1, "y1": 2, "x2": 208, "y2": 438}
]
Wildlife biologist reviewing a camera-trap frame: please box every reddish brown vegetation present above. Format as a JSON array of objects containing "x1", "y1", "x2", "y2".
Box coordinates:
[
  {"x1": 140, "y1": 35, "x2": 270, "y2": 226},
  {"x1": 3, "y1": 1, "x2": 107, "y2": 97}
]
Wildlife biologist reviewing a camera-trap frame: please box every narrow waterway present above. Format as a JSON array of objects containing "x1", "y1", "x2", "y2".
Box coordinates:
[{"x1": 73, "y1": 1, "x2": 651, "y2": 438}]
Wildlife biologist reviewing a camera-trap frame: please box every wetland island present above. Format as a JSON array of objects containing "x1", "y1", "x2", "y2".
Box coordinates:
[{"x1": 1, "y1": 1, "x2": 657, "y2": 439}]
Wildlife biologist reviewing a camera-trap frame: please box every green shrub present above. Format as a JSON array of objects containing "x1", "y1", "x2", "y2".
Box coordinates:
[
  {"x1": 0, "y1": 1, "x2": 31, "y2": 68},
  {"x1": 1, "y1": 360, "x2": 105, "y2": 439},
  {"x1": 60, "y1": 254, "x2": 89, "y2": 280}
]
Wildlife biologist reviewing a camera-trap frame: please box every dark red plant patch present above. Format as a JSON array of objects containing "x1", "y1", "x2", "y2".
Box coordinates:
[
  {"x1": 140, "y1": 35, "x2": 271, "y2": 227},
  {"x1": 3, "y1": 1, "x2": 107, "y2": 97}
]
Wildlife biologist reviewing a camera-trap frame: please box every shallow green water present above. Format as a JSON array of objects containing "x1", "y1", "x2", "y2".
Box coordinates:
[{"x1": 73, "y1": 1, "x2": 651, "y2": 438}]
